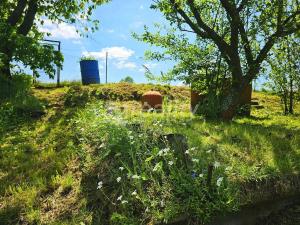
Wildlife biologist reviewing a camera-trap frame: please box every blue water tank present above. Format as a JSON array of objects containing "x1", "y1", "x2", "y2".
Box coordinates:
[{"x1": 80, "y1": 60, "x2": 100, "y2": 85}]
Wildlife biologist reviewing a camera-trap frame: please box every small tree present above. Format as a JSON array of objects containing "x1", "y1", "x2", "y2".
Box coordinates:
[
  {"x1": 267, "y1": 36, "x2": 300, "y2": 114},
  {"x1": 120, "y1": 76, "x2": 134, "y2": 83}
]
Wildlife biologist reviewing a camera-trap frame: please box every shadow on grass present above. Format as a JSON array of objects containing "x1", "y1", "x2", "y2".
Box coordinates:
[
  {"x1": 0, "y1": 98, "x2": 81, "y2": 224},
  {"x1": 220, "y1": 121, "x2": 300, "y2": 174}
]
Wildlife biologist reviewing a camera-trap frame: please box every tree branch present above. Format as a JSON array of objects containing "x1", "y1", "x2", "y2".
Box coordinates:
[
  {"x1": 7, "y1": 0, "x2": 28, "y2": 26},
  {"x1": 220, "y1": 0, "x2": 254, "y2": 66},
  {"x1": 17, "y1": 0, "x2": 38, "y2": 36}
]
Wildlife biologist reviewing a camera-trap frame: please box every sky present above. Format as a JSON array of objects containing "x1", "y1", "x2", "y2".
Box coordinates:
[{"x1": 37, "y1": 0, "x2": 174, "y2": 84}]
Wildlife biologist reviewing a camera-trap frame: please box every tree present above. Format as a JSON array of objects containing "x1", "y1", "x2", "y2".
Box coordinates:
[
  {"x1": 0, "y1": 0, "x2": 108, "y2": 80},
  {"x1": 267, "y1": 36, "x2": 300, "y2": 114},
  {"x1": 120, "y1": 76, "x2": 134, "y2": 83},
  {"x1": 138, "y1": 0, "x2": 300, "y2": 119}
]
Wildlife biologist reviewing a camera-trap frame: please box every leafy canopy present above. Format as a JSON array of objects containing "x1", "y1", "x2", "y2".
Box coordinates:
[{"x1": 0, "y1": 0, "x2": 109, "y2": 78}]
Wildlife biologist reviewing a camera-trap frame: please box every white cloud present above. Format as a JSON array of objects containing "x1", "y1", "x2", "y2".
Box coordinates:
[
  {"x1": 39, "y1": 19, "x2": 80, "y2": 40},
  {"x1": 130, "y1": 21, "x2": 144, "y2": 29},
  {"x1": 83, "y1": 46, "x2": 135, "y2": 61},
  {"x1": 83, "y1": 46, "x2": 137, "y2": 70},
  {"x1": 115, "y1": 61, "x2": 137, "y2": 69}
]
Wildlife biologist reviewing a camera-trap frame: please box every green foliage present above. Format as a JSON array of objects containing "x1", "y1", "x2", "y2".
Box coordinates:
[
  {"x1": 0, "y1": 85, "x2": 300, "y2": 224},
  {"x1": 0, "y1": 73, "x2": 32, "y2": 101},
  {"x1": 135, "y1": 0, "x2": 300, "y2": 118},
  {"x1": 75, "y1": 102, "x2": 237, "y2": 224},
  {"x1": 266, "y1": 35, "x2": 300, "y2": 114},
  {"x1": 0, "y1": 0, "x2": 109, "y2": 78},
  {"x1": 80, "y1": 56, "x2": 97, "y2": 61},
  {"x1": 120, "y1": 76, "x2": 134, "y2": 83},
  {"x1": 64, "y1": 86, "x2": 90, "y2": 107}
]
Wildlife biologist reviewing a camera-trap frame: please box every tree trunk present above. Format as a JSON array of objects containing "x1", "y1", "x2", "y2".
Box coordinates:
[
  {"x1": 0, "y1": 53, "x2": 12, "y2": 80},
  {"x1": 219, "y1": 79, "x2": 252, "y2": 120},
  {"x1": 283, "y1": 92, "x2": 288, "y2": 115},
  {"x1": 289, "y1": 78, "x2": 294, "y2": 114}
]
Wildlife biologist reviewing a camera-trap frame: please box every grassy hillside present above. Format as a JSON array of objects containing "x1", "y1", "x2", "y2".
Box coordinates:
[{"x1": 0, "y1": 83, "x2": 299, "y2": 225}]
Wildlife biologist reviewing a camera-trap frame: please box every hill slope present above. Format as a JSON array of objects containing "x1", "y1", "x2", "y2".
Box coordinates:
[{"x1": 0, "y1": 83, "x2": 299, "y2": 225}]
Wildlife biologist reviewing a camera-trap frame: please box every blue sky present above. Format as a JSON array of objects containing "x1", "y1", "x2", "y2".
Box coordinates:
[{"x1": 37, "y1": 0, "x2": 175, "y2": 84}]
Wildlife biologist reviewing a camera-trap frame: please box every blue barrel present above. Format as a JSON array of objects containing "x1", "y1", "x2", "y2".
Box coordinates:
[{"x1": 80, "y1": 60, "x2": 100, "y2": 85}]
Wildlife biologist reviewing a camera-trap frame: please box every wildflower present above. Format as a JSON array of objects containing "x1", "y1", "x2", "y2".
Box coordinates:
[
  {"x1": 119, "y1": 167, "x2": 124, "y2": 171},
  {"x1": 168, "y1": 161, "x2": 174, "y2": 166},
  {"x1": 158, "y1": 150, "x2": 164, "y2": 156},
  {"x1": 192, "y1": 158, "x2": 199, "y2": 163},
  {"x1": 190, "y1": 147, "x2": 196, "y2": 151},
  {"x1": 121, "y1": 200, "x2": 128, "y2": 204},
  {"x1": 117, "y1": 195, "x2": 123, "y2": 201},
  {"x1": 199, "y1": 173, "x2": 204, "y2": 178},
  {"x1": 138, "y1": 134, "x2": 143, "y2": 138},
  {"x1": 97, "y1": 181, "x2": 103, "y2": 189},
  {"x1": 116, "y1": 177, "x2": 121, "y2": 183},
  {"x1": 131, "y1": 190, "x2": 137, "y2": 196},
  {"x1": 160, "y1": 200, "x2": 165, "y2": 207},
  {"x1": 100, "y1": 143, "x2": 106, "y2": 148},
  {"x1": 216, "y1": 177, "x2": 223, "y2": 187},
  {"x1": 132, "y1": 174, "x2": 141, "y2": 179},
  {"x1": 225, "y1": 166, "x2": 232, "y2": 172},
  {"x1": 214, "y1": 161, "x2": 221, "y2": 168},
  {"x1": 185, "y1": 150, "x2": 190, "y2": 154},
  {"x1": 129, "y1": 136, "x2": 134, "y2": 140},
  {"x1": 145, "y1": 207, "x2": 149, "y2": 213},
  {"x1": 207, "y1": 149, "x2": 212, "y2": 153}
]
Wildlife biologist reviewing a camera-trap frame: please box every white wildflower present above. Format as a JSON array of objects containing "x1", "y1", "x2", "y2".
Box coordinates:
[
  {"x1": 119, "y1": 167, "x2": 124, "y2": 171},
  {"x1": 185, "y1": 150, "x2": 190, "y2": 154},
  {"x1": 132, "y1": 175, "x2": 141, "y2": 179},
  {"x1": 121, "y1": 200, "x2": 128, "y2": 204},
  {"x1": 158, "y1": 150, "x2": 164, "y2": 156},
  {"x1": 192, "y1": 158, "x2": 199, "y2": 163},
  {"x1": 116, "y1": 177, "x2": 121, "y2": 183},
  {"x1": 190, "y1": 147, "x2": 196, "y2": 151},
  {"x1": 100, "y1": 143, "x2": 106, "y2": 148},
  {"x1": 216, "y1": 177, "x2": 223, "y2": 187},
  {"x1": 225, "y1": 166, "x2": 232, "y2": 172},
  {"x1": 117, "y1": 195, "x2": 123, "y2": 201},
  {"x1": 131, "y1": 190, "x2": 137, "y2": 196},
  {"x1": 145, "y1": 207, "x2": 149, "y2": 213},
  {"x1": 214, "y1": 161, "x2": 221, "y2": 168},
  {"x1": 160, "y1": 200, "x2": 165, "y2": 207},
  {"x1": 199, "y1": 173, "x2": 204, "y2": 178},
  {"x1": 97, "y1": 181, "x2": 103, "y2": 189},
  {"x1": 168, "y1": 161, "x2": 174, "y2": 166}
]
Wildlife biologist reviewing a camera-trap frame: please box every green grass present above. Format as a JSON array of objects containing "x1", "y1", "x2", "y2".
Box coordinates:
[{"x1": 0, "y1": 83, "x2": 299, "y2": 224}]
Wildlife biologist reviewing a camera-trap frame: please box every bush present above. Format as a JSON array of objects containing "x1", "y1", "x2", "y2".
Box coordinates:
[{"x1": 0, "y1": 73, "x2": 32, "y2": 102}]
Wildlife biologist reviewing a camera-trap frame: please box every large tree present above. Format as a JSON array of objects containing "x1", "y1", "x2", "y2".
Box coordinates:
[
  {"x1": 139, "y1": 0, "x2": 300, "y2": 119},
  {"x1": 0, "y1": 0, "x2": 108, "y2": 80}
]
